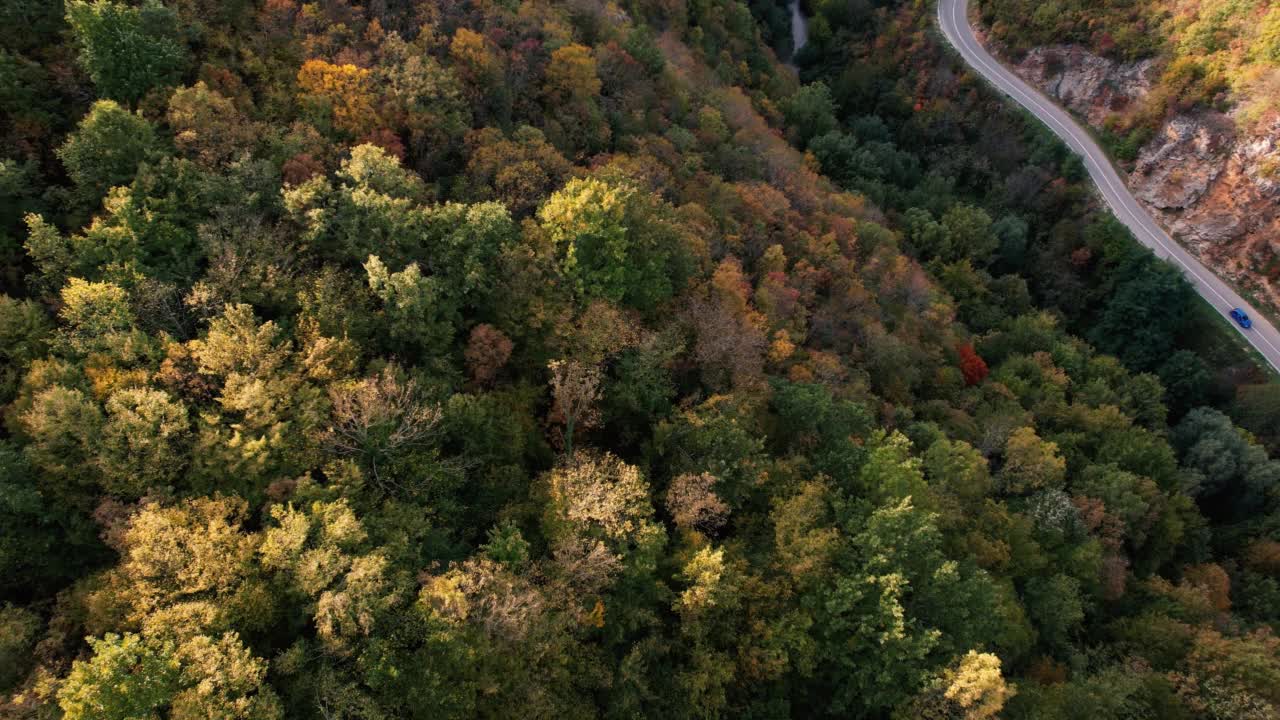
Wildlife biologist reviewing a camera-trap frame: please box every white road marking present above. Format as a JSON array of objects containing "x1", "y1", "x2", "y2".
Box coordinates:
[{"x1": 936, "y1": 0, "x2": 1280, "y2": 369}]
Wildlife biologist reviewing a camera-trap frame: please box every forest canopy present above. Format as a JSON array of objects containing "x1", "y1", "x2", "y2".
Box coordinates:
[{"x1": 1, "y1": 0, "x2": 1280, "y2": 718}]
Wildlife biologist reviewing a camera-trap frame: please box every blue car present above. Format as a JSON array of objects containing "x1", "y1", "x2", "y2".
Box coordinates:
[{"x1": 1230, "y1": 308, "x2": 1252, "y2": 329}]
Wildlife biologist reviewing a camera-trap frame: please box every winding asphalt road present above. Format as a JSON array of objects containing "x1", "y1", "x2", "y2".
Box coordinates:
[{"x1": 937, "y1": 0, "x2": 1280, "y2": 375}]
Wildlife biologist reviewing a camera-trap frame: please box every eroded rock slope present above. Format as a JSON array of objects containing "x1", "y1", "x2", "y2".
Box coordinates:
[{"x1": 1012, "y1": 45, "x2": 1280, "y2": 313}]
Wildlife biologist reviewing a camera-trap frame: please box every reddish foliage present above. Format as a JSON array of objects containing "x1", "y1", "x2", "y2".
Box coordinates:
[
  {"x1": 957, "y1": 343, "x2": 989, "y2": 386},
  {"x1": 92, "y1": 498, "x2": 136, "y2": 552},
  {"x1": 1027, "y1": 656, "x2": 1068, "y2": 685},
  {"x1": 465, "y1": 324, "x2": 514, "y2": 386},
  {"x1": 282, "y1": 152, "x2": 325, "y2": 185},
  {"x1": 359, "y1": 128, "x2": 406, "y2": 160},
  {"x1": 690, "y1": 258, "x2": 767, "y2": 390},
  {"x1": 1244, "y1": 539, "x2": 1280, "y2": 575},
  {"x1": 266, "y1": 477, "x2": 299, "y2": 503},
  {"x1": 154, "y1": 342, "x2": 218, "y2": 402},
  {"x1": 1101, "y1": 555, "x2": 1129, "y2": 601},
  {"x1": 1095, "y1": 31, "x2": 1117, "y2": 55},
  {"x1": 259, "y1": 0, "x2": 298, "y2": 33},
  {"x1": 1070, "y1": 246, "x2": 1093, "y2": 269},
  {"x1": 1183, "y1": 563, "x2": 1232, "y2": 612},
  {"x1": 1073, "y1": 495, "x2": 1125, "y2": 552}
]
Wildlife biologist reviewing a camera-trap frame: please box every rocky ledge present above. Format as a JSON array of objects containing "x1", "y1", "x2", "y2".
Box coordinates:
[
  {"x1": 1010, "y1": 45, "x2": 1280, "y2": 314},
  {"x1": 1015, "y1": 46, "x2": 1157, "y2": 127}
]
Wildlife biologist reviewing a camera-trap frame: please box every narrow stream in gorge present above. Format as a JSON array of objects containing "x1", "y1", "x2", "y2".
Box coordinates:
[{"x1": 790, "y1": 0, "x2": 808, "y2": 56}]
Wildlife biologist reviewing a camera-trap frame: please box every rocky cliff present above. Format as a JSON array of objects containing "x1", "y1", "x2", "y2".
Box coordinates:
[{"x1": 1010, "y1": 45, "x2": 1280, "y2": 315}]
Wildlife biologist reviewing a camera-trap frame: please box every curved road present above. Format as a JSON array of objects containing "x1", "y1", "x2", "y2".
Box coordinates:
[{"x1": 937, "y1": 0, "x2": 1280, "y2": 375}]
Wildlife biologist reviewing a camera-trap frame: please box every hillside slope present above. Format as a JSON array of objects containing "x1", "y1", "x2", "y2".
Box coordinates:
[
  {"x1": 974, "y1": 0, "x2": 1280, "y2": 315},
  {"x1": 1, "y1": 1, "x2": 1280, "y2": 718}
]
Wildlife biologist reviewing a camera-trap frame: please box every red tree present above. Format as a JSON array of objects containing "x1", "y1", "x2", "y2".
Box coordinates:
[
  {"x1": 465, "y1": 324, "x2": 514, "y2": 386},
  {"x1": 957, "y1": 343, "x2": 989, "y2": 386}
]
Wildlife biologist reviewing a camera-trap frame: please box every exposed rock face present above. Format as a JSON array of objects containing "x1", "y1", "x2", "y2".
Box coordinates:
[
  {"x1": 1010, "y1": 45, "x2": 1280, "y2": 314},
  {"x1": 1015, "y1": 46, "x2": 1156, "y2": 126},
  {"x1": 1131, "y1": 114, "x2": 1231, "y2": 213},
  {"x1": 1133, "y1": 114, "x2": 1279, "y2": 253}
]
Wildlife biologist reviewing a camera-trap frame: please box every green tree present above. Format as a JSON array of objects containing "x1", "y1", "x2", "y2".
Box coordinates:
[
  {"x1": 858, "y1": 430, "x2": 931, "y2": 506},
  {"x1": 419, "y1": 201, "x2": 517, "y2": 311},
  {"x1": 1089, "y1": 261, "x2": 1193, "y2": 371},
  {"x1": 262, "y1": 498, "x2": 401, "y2": 655},
  {"x1": 322, "y1": 366, "x2": 443, "y2": 492},
  {"x1": 1023, "y1": 574, "x2": 1085, "y2": 650},
  {"x1": 992, "y1": 214, "x2": 1030, "y2": 269},
  {"x1": 601, "y1": 341, "x2": 678, "y2": 448},
  {"x1": 941, "y1": 204, "x2": 997, "y2": 263},
  {"x1": 923, "y1": 437, "x2": 993, "y2": 521},
  {"x1": 1173, "y1": 407, "x2": 1280, "y2": 516},
  {"x1": 0, "y1": 603, "x2": 40, "y2": 691},
  {"x1": 57, "y1": 100, "x2": 158, "y2": 204},
  {"x1": 769, "y1": 379, "x2": 874, "y2": 466},
  {"x1": 904, "y1": 207, "x2": 951, "y2": 260},
  {"x1": 186, "y1": 304, "x2": 328, "y2": 497},
  {"x1": 54, "y1": 278, "x2": 137, "y2": 357},
  {"x1": 540, "y1": 44, "x2": 609, "y2": 156},
  {"x1": 1152, "y1": 348, "x2": 1208, "y2": 417},
  {"x1": 538, "y1": 177, "x2": 691, "y2": 312},
  {"x1": 816, "y1": 497, "x2": 1001, "y2": 715},
  {"x1": 784, "y1": 82, "x2": 838, "y2": 148},
  {"x1": 18, "y1": 385, "x2": 102, "y2": 492},
  {"x1": 58, "y1": 632, "x2": 181, "y2": 720},
  {"x1": 57, "y1": 630, "x2": 281, "y2": 720},
  {"x1": 655, "y1": 397, "x2": 768, "y2": 508},
  {"x1": 166, "y1": 82, "x2": 256, "y2": 167},
  {"x1": 1234, "y1": 383, "x2": 1280, "y2": 446},
  {"x1": 1074, "y1": 463, "x2": 1159, "y2": 550},
  {"x1": 460, "y1": 126, "x2": 571, "y2": 216},
  {"x1": 378, "y1": 33, "x2": 470, "y2": 166},
  {"x1": 0, "y1": 295, "x2": 51, "y2": 403},
  {"x1": 538, "y1": 176, "x2": 627, "y2": 304},
  {"x1": 0, "y1": 439, "x2": 105, "y2": 596},
  {"x1": 284, "y1": 144, "x2": 425, "y2": 265},
  {"x1": 364, "y1": 255, "x2": 455, "y2": 357},
  {"x1": 66, "y1": 0, "x2": 188, "y2": 103}
]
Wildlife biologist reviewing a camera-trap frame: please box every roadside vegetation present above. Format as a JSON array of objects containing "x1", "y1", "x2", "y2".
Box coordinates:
[
  {"x1": 975, "y1": 0, "x2": 1280, "y2": 134},
  {"x1": 0, "y1": 0, "x2": 1278, "y2": 718}
]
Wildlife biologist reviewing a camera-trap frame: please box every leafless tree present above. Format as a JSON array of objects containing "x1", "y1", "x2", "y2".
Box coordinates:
[
  {"x1": 547, "y1": 359, "x2": 601, "y2": 455},
  {"x1": 549, "y1": 536, "x2": 622, "y2": 596},
  {"x1": 423, "y1": 558, "x2": 547, "y2": 642},
  {"x1": 666, "y1": 472, "x2": 730, "y2": 535},
  {"x1": 322, "y1": 366, "x2": 441, "y2": 487}
]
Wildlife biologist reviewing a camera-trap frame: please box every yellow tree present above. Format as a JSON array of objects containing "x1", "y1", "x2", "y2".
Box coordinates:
[
  {"x1": 898, "y1": 650, "x2": 1015, "y2": 720},
  {"x1": 541, "y1": 450, "x2": 662, "y2": 558},
  {"x1": 260, "y1": 499, "x2": 398, "y2": 654},
  {"x1": 539, "y1": 44, "x2": 610, "y2": 155},
  {"x1": 113, "y1": 496, "x2": 265, "y2": 637},
  {"x1": 297, "y1": 59, "x2": 380, "y2": 138},
  {"x1": 449, "y1": 27, "x2": 502, "y2": 112},
  {"x1": 543, "y1": 44, "x2": 603, "y2": 104},
  {"x1": 999, "y1": 426, "x2": 1066, "y2": 494}
]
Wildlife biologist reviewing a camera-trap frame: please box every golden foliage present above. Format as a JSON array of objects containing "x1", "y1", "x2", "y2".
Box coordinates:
[{"x1": 296, "y1": 59, "x2": 379, "y2": 137}]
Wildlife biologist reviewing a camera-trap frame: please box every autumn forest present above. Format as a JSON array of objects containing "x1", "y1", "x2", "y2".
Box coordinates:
[{"x1": 2, "y1": 0, "x2": 1280, "y2": 718}]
